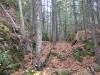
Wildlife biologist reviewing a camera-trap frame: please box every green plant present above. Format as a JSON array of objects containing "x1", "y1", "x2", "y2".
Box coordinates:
[
  {"x1": 0, "y1": 21, "x2": 23, "y2": 75},
  {"x1": 83, "y1": 39, "x2": 93, "y2": 50},
  {"x1": 59, "y1": 69, "x2": 71, "y2": 75},
  {"x1": 0, "y1": 51, "x2": 13, "y2": 65},
  {"x1": 83, "y1": 39, "x2": 95, "y2": 56},
  {"x1": 73, "y1": 48, "x2": 87, "y2": 62},
  {"x1": 74, "y1": 47, "x2": 95, "y2": 62},
  {"x1": 0, "y1": 50, "x2": 20, "y2": 75}
]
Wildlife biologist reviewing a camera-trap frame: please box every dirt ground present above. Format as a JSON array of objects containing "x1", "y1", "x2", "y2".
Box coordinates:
[{"x1": 12, "y1": 41, "x2": 100, "y2": 75}]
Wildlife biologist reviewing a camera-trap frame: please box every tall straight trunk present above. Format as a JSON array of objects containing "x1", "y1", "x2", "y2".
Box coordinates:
[
  {"x1": 73, "y1": 0, "x2": 77, "y2": 33},
  {"x1": 87, "y1": 0, "x2": 100, "y2": 65},
  {"x1": 42, "y1": 1, "x2": 46, "y2": 40},
  {"x1": 95, "y1": 0, "x2": 100, "y2": 28},
  {"x1": 42, "y1": 10, "x2": 45, "y2": 38},
  {"x1": 47, "y1": 0, "x2": 49, "y2": 36},
  {"x1": 57, "y1": 5, "x2": 61, "y2": 41},
  {"x1": 52, "y1": 0, "x2": 57, "y2": 44},
  {"x1": 34, "y1": 0, "x2": 43, "y2": 70},
  {"x1": 56, "y1": 4, "x2": 59, "y2": 41},
  {"x1": 64, "y1": 15, "x2": 67, "y2": 40},
  {"x1": 18, "y1": 0, "x2": 30, "y2": 52},
  {"x1": 18, "y1": 0, "x2": 26, "y2": 37},
  {"x1": 81, "y1": 0, "x2": 87, "y2": 38},
  {"x1": 29, "y1": 0, "x2": 36, "y2": 33}
]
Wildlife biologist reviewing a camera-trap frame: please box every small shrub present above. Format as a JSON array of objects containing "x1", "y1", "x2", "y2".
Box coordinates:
[
  {"x1": 58, "y1": 69, "x2": 71, "y2": 75},
  {"x1": 73, "y1": 48, "x2": 87, "y2": 62},
  {"x1": 0, "y1": 50, "x2": 20, "y2": 75},
  {"x1": 74, "y1": 46, "x2": 95, "y2": 62},
  {"x1": 0, "y1": 21, "x2": 23, "y2": 75},
  {"x1": 83, "y1": 39, "x2": 93, "y2": 50},
  {"x1": 83, "y1": 39, "x2": 95, "y2": 56},
  {"x1": 0, "y1": 51, "x2": 13, "y2": 65}
]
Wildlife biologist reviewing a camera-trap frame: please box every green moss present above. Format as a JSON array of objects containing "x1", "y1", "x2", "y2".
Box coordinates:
[{"x1": 0, "y1": 21, "x2": 11, "y2": 42}]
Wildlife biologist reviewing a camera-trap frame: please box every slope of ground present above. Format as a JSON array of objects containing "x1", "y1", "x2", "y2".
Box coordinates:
[{"x1": 12, "y1": 41, "x2": 100, "y2": 75}]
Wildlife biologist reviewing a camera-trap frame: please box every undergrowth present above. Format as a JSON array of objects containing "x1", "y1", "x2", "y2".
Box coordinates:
[{"x1": 74, "y1": 40, "x2": 95, "y2": 62}]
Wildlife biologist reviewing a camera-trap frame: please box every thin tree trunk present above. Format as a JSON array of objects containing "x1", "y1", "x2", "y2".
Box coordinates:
[
  {"x1": 95, "y1": 0, "x2": 100, "y2": 29},
  {"x1": 73, "y1": 0, "x2": 77, "y2": 33},
  {"x1": 64, "y1": 15, "x2": 67, "y2": 40},
  {"x1": 81, "y1": 0, "x2": 87, "y2": 39},
  {"x1": 52, "y1": 0, "x2": 57, "y2": 44},
  {"x1": 18, "y1": 0, "x2": 26, "y2": 37},
  {"x1": 29, "y1": 0, "x2": 36, "y2": 33}
]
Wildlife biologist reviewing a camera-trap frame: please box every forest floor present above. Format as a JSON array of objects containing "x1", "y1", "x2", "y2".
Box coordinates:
[{"x1": 12, "y1": 41, "x2": 100, "y2": 75}]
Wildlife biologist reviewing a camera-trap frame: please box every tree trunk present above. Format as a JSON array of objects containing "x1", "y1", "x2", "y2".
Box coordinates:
[
  {"x1": 52, "y1": 0, "x2": 57, "y2": 44},
  {"x1": 29, "y1": 0, "x2": 36, "y2": 34},
  {"x1": 95, "y1": 0, "x2": 100, "y2": 29},
  {"x1": 87, "y1": 0, "x2": 100, "y2": 65},
  {"x1": 34, "y1": 0, "x2": 43, "y2": 70},
  {"x1": 73, "y1": 0, "x2": 77, "y2": 33},
  {"x1": 18, "y1": 0, "x2": 26, "y2": 37}
]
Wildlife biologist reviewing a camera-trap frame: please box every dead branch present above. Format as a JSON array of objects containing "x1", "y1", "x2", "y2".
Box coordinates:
[{"x1": 0, "y1": 3, "x2": 17, "y2": 32}]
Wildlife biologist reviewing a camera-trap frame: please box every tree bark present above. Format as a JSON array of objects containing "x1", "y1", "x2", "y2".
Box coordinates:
[
  {"x1": 18, "y1": 0, "x2": 26, "y2": 37},
  {"x1": 34, "y1": 0, "x2": 43, "y2": 70},
  {"x1": 72, "y1": 0, "x2": 77, "y2": 33},
  {"x1": 52, "y1": 0, "x2": 57, "y2": 44},
  {"x1": 87, "y1": 0, "x2": 100, "y2": 65}
]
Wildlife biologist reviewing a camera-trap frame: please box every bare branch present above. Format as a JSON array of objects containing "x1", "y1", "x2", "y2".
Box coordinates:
[{"x1": 0, "y1": 3, "x2": 17, "y2": 32}]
